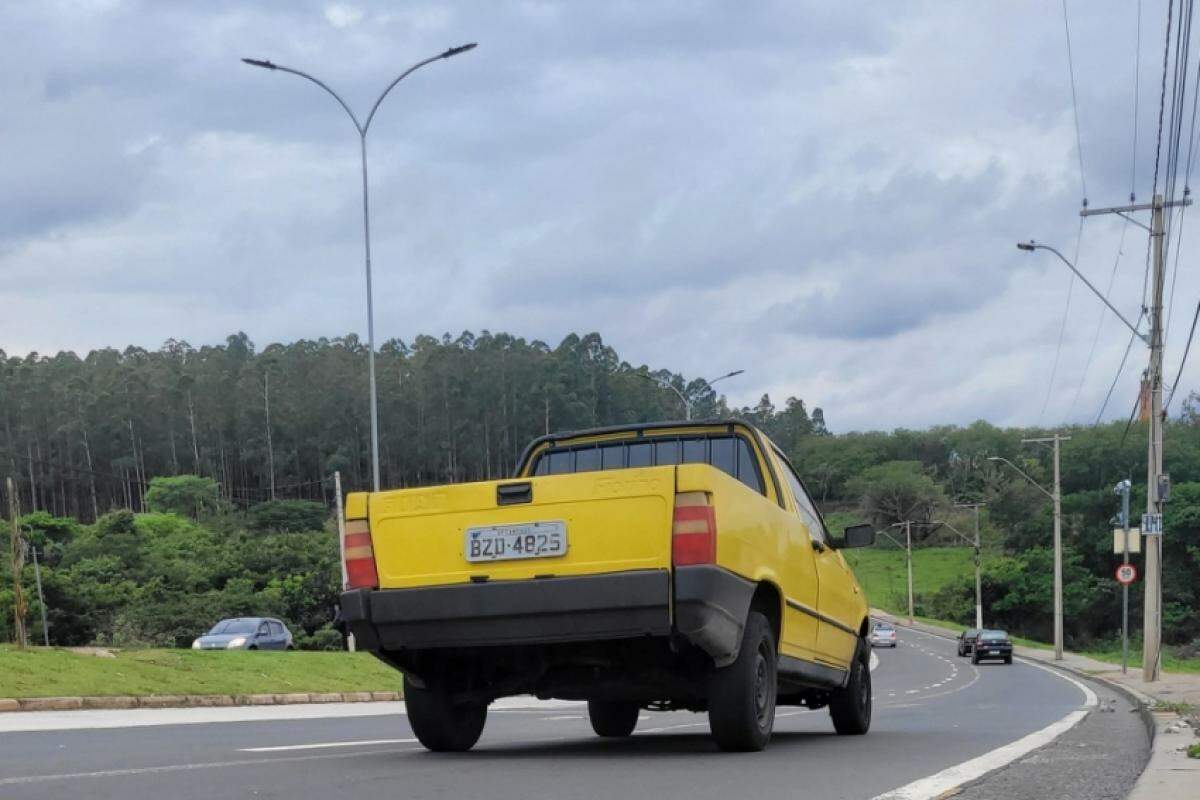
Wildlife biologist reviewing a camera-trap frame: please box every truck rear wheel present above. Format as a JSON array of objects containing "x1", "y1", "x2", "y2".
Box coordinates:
[
  {"x1": 829, "y1": 638, "x2": 871, "y2": 735},
  {"x1": 403, "y1": 675, "x2": 487, "y2": 752},
  {"x1": 587, "y1": 700, "x2": 640, "y2": 737},
  {"x1": 708, "y1": 611, "x2": 777, "y2": 752}
]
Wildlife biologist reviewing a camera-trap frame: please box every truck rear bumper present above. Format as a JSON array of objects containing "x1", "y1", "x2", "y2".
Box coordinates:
[
  {"x1": 340, "y1": 570, "x2": 672, "y2": 651},
  {"x1": 340, "y1": 565, "x2": 756, "y2": 663}
]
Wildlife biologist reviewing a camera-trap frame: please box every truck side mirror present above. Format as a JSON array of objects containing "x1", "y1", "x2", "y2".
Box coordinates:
[{"x1": 832, "y1": 523, "x2": 876, "y2": 549}]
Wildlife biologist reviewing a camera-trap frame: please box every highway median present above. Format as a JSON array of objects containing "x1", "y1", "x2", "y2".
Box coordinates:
[{"x1": 0, "y1": 645, "x2": 402, "y2": 710}]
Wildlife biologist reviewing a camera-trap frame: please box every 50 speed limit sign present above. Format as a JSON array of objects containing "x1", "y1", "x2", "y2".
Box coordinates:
[{"x1": 1115, "y1": 564, "x2": 1138, "y2": 585}]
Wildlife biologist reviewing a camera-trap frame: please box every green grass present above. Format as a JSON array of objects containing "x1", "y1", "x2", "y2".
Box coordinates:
[
  {"x1": 847, "y1": 549, "x2": 1200, "y2": 673},
  {"x1": 842, "y1": 546, "x2": 975, "y2": 612},
  {"x1": 1188, "y1": 743, "x2": 1200, "y2": 759},
  {"x1": 0, "y1": 646, "x2": 403, "y2": 698}
]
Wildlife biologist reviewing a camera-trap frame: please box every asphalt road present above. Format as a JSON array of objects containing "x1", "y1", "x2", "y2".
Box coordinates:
[{"x1": 0, "y1": 628, "x2": 1142, "y2": 800}]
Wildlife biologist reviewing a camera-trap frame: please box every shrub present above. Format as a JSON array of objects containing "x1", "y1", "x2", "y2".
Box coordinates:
[
  {"x1": 297, "y1": 624, "x2": 344, "y2": 651},
  {"x1": 144, "y1": 475, "x2": 221, "y2": 519},
  {"x1": 247, "y1": 500, "x2": 328, "y2": 533}
]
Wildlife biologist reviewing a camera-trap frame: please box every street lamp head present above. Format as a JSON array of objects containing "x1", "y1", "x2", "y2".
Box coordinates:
[
  {"x1": 442, "y1": 43, "x2": 478, "y2": 58},
  {"x1": 1016, "y1": 241, "x2": 1036, "y2": 251},
  {"x1": 241, "y1": 58, "x2": 277, "y2": 70},
  {"x1": 727, "y1": 369, "x2": 745, "y2": 378}
]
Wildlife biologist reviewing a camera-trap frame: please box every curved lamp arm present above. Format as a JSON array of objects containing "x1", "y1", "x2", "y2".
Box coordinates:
[{"x1": 987, "y1": 455, "x2": 1054, "y2": 500}]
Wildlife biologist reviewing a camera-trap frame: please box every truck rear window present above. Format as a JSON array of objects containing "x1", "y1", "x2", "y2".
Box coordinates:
[{"x1": 530, "y1": 434, "x2": 765, "y2": 495}]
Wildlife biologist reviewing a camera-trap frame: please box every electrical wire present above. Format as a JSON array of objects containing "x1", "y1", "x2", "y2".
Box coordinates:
[
  {"x1": 1166, "y1": 298, "x2": 1200, "y2": 410},
  {"x1": 1133, "y1": 0, "x2": 1143, "y2": 201},
  {"x1": 1096, "y1": 310, "x2": 1147, "y2": 423},
  {"x1": 1068, "y1": 220, "x2": 1129, "y2": 419},
  {"x1": 1039, "y1": 219, "x2": 1084, "y2": 424},
  {"x1": 1062, "y1": 0, "x2": 1088, "y2": 204}
]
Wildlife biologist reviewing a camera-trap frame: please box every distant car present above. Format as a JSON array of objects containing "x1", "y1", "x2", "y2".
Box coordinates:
[
  {"x1": 192, "y1": 617, "x2": 293, "y2": 651},
  {"x1": 971, "y1": 630, "x2": 1013, "y2": 664},
  {"x1": 869, "y1": 622, "x2": 897, "y2": 648},
  {"x1": 956, "y1": 628, "x2": 981, "y2": 657}
]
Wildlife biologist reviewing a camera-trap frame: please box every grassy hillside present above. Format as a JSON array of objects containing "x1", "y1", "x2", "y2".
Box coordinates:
[
  {"x1": 0, "y1": 646, "x2": 402, "y2": 698},
  {"x1": 841, "y1": 546, "x2": 975, "y2": 614}
]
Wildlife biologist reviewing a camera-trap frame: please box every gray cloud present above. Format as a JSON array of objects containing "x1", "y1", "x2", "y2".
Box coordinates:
[{"x1": 1, "y1": 0, "x2": 1190, "y2": 432}]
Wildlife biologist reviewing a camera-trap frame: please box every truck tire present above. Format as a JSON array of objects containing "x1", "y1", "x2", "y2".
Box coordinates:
[
  {"x1": 403, "y1": 675, "x2": 487, "y2": 752},
  {"x1": 587, "y1": 700, "x2": 639, "y2": 737},
  {"x1": 829, "y1": 638, "x2": 872, "y2": 735},
  {"x1": 708, "y1": 611, "x2": 777, "y2": 752}
]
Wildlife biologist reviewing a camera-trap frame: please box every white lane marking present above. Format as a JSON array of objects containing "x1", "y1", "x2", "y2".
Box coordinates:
[
  {"x1": 0, "y1": 697, "x2": 583, "y2": 733},
  {"x1": 0, "y1": 747, "x2": 418, "y2": 787},
  {"x1": 537, "y1": 715, "x2": 583, "y2": 721},
  {"x1": 239, "y1": 738, "x2": 416, "y2": 753},
  {"x1": 870, "y1": 651, "x2": 880, "y2": 672},
  {"x1": 871, "y1": 642, "x2": 1098, "y2": 800}
]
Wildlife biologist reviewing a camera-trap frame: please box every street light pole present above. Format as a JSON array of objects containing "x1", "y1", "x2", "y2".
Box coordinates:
[
  {"x1": 635, "y1": 369, "x2": 744, "y2": 421},
  {"x1": 876, "y1": 522, "x2": 915, "y2": 625},
  {"x1": 1114, "y1": 478, "x2": 1132, "y2": 674},
  {"x1": 988, "y1": 442, "x2": 1068, "y2": 661},
  {"x1": 243, "y1": 44, "x2": 478, "y2": 492},
  {"x1": 950, "y1": 507, "x2": 985, "y2": 629}
]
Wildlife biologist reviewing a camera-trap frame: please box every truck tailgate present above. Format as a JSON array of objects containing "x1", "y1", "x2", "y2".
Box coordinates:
[{"x1": 369, "y1": 466, "x2": 675, "y2": 589}]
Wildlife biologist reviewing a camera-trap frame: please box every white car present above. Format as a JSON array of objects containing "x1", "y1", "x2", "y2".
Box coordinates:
[{"x1": 869, "y1": 622, "x2": 897, "y2": 648}]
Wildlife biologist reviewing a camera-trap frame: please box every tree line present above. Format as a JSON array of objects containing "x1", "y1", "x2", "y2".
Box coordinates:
[
  {"x1": 2, "y1": 330, "x2": 1198, "y2": 652},
  {"x1": 0, "y1": 331, "x2": 824, "y2": 521}
]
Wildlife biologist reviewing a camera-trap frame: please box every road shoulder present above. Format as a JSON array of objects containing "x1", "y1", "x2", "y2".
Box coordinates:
[{"x1": 872, "y1": 609, "x2": 1200, "y2": 799}]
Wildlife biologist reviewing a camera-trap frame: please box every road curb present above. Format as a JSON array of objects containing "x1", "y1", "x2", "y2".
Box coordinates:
[{"x1": 0, "y1": 691, "x2": 402, "y2": 713}]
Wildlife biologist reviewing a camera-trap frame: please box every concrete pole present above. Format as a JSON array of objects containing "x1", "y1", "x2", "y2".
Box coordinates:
[
  {"x1": 905, "y1": 520, "x2": 914, "y2": 625},
  {"x1": 1118, "y1": 479, "x2": 1131, "y2": 675},
  {"x1": 334, "y1": 471, "x2": 355, "y2": 652},
  {"x1": 1143, "y1": 194, "x2": 1166, "y2": 683},
  {"x1": 1052, "y1": 434, "x2": 1063, "y2": 661},
  {"x1": 972, "y1": 507, "x2": 983, "y2": 630}
]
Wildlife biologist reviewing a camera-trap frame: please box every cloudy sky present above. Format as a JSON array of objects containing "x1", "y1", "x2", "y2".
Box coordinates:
[{"x1": 2, "y1": 1, "x2": 1194, "y2": 432}]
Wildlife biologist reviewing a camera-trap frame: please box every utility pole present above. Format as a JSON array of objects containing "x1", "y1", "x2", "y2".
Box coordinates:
[
  {"x1": 333, "y1": 471, "x2": 355, "y2": 652},
  {"x1": 1115, "y1": 478, "x2": 1132, "y2": 674},
  {"x1": 1021, "y1": 435, "x2": 1066, "y2": 661},
  {"x1": 1144, "y1": 195, "x2": 1166, "y2": 682},
  {"x1": 953, "y1": 504, "x2": 986, "y2": 629},
  {"x1": 988, "y1": 441, "x2": 1067, "y2": 661},
  {"x1": 1075, "y1": 193, "x2": 1187, "y2": 682},
  {"x1": 905, "y1": 520, "x2": 914, "y2": 625},
  {"x1": 7, "y1": 477, "x2": 28, "y2": 649}
]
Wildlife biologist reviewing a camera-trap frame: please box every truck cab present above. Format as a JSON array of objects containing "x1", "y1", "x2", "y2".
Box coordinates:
[{"x1": 340, "y1": 420, "x2": 875, "y2": 752}]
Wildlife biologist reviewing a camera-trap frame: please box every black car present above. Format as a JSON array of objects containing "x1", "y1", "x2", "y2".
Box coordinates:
[
  {"x1": 970, "y1": 630, "x2": 1013, "y2": 664},
  {"x1": 956, "y1": 628, "x2": 981, "y2": 657}
]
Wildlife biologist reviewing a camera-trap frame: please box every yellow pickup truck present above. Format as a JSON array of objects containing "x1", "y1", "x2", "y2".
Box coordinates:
[{"x1": 339, "y1": 420, "x2": 875, "y2": 752}]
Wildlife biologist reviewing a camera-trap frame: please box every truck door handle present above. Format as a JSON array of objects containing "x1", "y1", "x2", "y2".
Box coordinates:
[{"x1": 497, "y1": 482, "x2": 533, "y2": 505}]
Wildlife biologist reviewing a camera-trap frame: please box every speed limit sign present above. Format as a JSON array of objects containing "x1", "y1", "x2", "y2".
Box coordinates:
[{"x1": 1115, "y1": 564, "x2": 1138, "y2": 585}]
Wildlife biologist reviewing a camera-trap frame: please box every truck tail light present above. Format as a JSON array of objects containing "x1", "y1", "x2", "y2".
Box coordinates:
[
  {"x1": 344, "y1": 519, "x2": 379, "y2": 589},
  {"x1": 673, "y1": 492, "x2": 716, "y2": 566}
]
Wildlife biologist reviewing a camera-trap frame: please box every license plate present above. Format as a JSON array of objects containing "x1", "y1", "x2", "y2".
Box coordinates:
[{"x1": 465, "y1": 521, "x2": 567, "y2": 562}]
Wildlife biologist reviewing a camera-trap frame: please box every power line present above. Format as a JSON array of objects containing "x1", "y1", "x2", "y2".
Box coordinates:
[
  {"x1": 1096, "y1": 311, "x2": 1147, "y2": 423},
  {"x1": 1039, "y1": 218, "x2": 1084, "y2": 424},
  {"x1": 1165, "y1": 298, "x2": 1200, "y2": 410},
  {"x1": 1133, "y1": 0, "x2": 1143, "y2": 201},
  {"x1": 1069, "y1": 219, "x2": 1130, "y2": 418},
  {"x1": 1062, "y1": 0, "x2": 1088, "y2": 203}
]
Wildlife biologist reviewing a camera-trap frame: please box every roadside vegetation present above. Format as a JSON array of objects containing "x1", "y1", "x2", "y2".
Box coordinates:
[
  {"x1": 0, "y1": 645, "x2": 400, "y2": 698},
  {"x1": 2, "y1": 331, "x2": 1200, "y2": 662}
]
